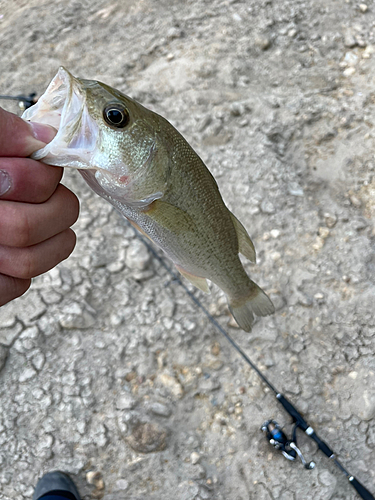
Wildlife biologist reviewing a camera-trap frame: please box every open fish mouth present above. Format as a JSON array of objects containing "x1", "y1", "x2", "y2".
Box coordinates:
[{"x1": 22, "y1": 67, "x2": 99, "y2": 169}]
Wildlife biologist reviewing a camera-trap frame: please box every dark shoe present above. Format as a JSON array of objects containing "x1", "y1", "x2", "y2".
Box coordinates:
[{"x1": 33, "y1": 471, "x2": 81, "y2": 500}]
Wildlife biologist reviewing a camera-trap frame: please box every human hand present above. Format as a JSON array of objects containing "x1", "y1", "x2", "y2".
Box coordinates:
[{"x1": 0, "y1": 107, "x2": 79, "y2": 306}]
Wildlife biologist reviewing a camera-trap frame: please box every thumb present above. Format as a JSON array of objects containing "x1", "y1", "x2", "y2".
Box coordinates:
[{"x1": 0, "y1": 107, "x2": 56, "y2": 157}]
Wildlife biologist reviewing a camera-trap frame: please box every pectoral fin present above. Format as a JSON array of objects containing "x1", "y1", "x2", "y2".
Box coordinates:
[
  {"x1": 175, "y1": 265, "x2": 210, "y2": 293},
  {"x1": 229, "y1": 212, "x2": 256, "y2": 263},
  {"x1": 144, "y1": 200, "x2": 195, "y2": 233}
]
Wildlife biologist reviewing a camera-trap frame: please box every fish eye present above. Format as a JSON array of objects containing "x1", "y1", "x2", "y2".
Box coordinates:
[{"x1": 103, "y1": 103, "x2": 129, "y2": 128}]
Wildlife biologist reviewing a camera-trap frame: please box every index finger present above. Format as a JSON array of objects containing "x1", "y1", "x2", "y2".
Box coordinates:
[{"x1": 0, "y1": 107, "x2": 56, "y2": 157}]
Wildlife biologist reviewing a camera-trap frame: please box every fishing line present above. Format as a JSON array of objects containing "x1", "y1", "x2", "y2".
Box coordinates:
[{"x1": 128, "y1": 224, "x2": 375, "y2": 500}]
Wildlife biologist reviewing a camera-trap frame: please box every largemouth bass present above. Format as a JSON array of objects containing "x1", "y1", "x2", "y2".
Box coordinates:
[{"x1": 22, "y1": 67, "x2": 274, "y2": 331}]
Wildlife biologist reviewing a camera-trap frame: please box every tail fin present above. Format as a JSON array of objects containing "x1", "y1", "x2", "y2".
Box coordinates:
[{"x1": 228, "y1": 284, "x2": 275, "y2": 332}]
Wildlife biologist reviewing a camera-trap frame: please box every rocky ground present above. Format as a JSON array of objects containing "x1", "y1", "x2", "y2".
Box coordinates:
[{"x1": 0, "y1": 0, "x2": 375, "y2": 499}]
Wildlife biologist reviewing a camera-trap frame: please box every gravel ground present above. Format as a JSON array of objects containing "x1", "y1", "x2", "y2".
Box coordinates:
[{"x1": 1, "y1": 0, "x2": 375, "y2": 499}]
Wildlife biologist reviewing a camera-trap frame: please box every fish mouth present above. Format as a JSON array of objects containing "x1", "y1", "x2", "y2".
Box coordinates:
[{"x1": 22, "y1": 67, "x2": 99, "y2": 169}]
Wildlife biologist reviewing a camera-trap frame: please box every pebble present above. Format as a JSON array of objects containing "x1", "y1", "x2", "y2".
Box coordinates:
[
  {"x1": 116, "y1": 393, "x2": 137, "y2": 410},
  {"x1": 86, "y1": 471, "x2": 105, "y2": 490},
  {"x1": 190, "y1": 451, "x2": 201, "y2": 464},
  {"x1": 343, "y1": 67, "x2": 356, "y2": 77},
  {"x1": 324, "y1": 213, "x2": 337, "y2": 228},
  {"x1": 288, "y1": 181, "x2": 302, "y2": 199},
  {"x1": 58, "y1": 302, "x2": 96, "y2": 329},
  {"x1": 32, "y1": 352, "x2": 45, "y2": 371},
  {"x1": 148, "y1": 401, "x2": 172, "y2": 417},
  {"x1": 0, "y1": 303, "x2": 18, "y2": 328},
  {"x1": 125, "y1": 239, "x2": 151, "y2": 271},
  {"x1": 126, "y1": 422, "x2": 168, "y2": 453},
  {"x1": 349, "y1": 193, "x2": 361, "y2": 207},
  {"x1": 318, "y1": 227, "x2": 330, "y2": 239},
  {"x1": 255, "y1": 37, "x2": 271, "y2": 50},
  {"x1": 19, "y1": 366, "x2": 37, "y2": 383},
  {"x1": 359, "y1": 3, "x2": 368, "y2": 12},
  {"x1": 158, "y1": 371, "x2": 184, "y2": 398},
  {"x1": 229, "y1": 102, "x2": 245, "y2": 116},
  {"x1": 344, "y1": 33, "x2": 357, "y2": 48},
  {"x1": 260, "y1": 199, "x2": 276, "y2": 214},
  {"x1": 115, "y1": 479, "x2": 129, "y2": 491}
]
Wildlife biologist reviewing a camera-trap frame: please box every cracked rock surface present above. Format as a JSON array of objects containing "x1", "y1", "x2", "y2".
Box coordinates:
[{"x1": 0, "y1": 0, "x2": 374, "y2": 499}]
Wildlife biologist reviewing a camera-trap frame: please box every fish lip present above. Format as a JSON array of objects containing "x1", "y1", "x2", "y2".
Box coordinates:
[{"x1": 22, "y1": 67, "x2": 99, "y2": 168}]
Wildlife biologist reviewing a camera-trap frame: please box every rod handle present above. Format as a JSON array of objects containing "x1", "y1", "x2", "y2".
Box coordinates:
[
  {"x1": 276, "y1": 393, "x2": 309, "y2": 430},
  {"x1": 349, "y1": 476, "x2": 375, "y2": 500}
]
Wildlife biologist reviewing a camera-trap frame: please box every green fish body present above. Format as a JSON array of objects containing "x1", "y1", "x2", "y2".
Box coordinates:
[{"x1": 23, "y1": 67, "x2": 274, "y2": 331}]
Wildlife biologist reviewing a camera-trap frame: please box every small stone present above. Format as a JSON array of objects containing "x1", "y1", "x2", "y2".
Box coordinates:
[
  {"x1": 59, "y1": 302, "x2": 96, "y2": 329},
  {"x1": 0, "y1": 303, "x2": 17, "y2": 328},
  {"x1": 343, "y1": 67, "x2": 356, "y2": 77},
  {"x1": 116, "y1": 393, "x2": 137, "y2": 410},
  {"x1": 158, "y1": 371, "x2": 184, "y2": 398},
  {"x1": 32, "y1": 352, "x2": 45, "y2": 371},
  {"x1": 314, "y1": 292, "x2": 325, "y2": 303},
  {"x1": 232, "y1": 12, "x2": 242, "y2": 22},
  {"x1": 40, "y1": 289, "x2": 62, "y2": 305},
  {"x1": 86, "y1": 471, "x2": 105, "y2": 490},
  {"x1": 125, "y1": 239, "x2": 150, "y2": 271},
  {"x1": 344, "y1": 51, "x2": 358, "y2": 66},
  {"x1": 359, "y1": 3, "x2": 368, "y2": 12},
  {"x1": 270, "y1": 251, "x2": 281, "y2": 261},
  {"x1": 211, "y1": 342, "x2": 220, "y2": 356},
  {"x1": 260, "y1": 199, "x2": 276, "y2": 214},
  {"x1": 349, "y1": 193, "x2": 361, "y2": 207},
  {"x1": 288, "y1": 182, "x2": 304, "y2": 197},
  {"x1": 312, "y1": 237, "x2": 325, "y2": 251},
  {"x1": 270, "y1": 229, "x2": 280, "y2": 238},
  {"x1": 115, "y1": 479, "x2": 129, "y2": 491},
  {"x1": 318, "y1": 227, "x2": 330, "y2": 239},
  {"x1": 107, "y1": 261, "x2": 124, "y2": 273},
  {"x1": 297, "y1": 293, "x2": 313, "y2": 307},
  {"x1": 255, "y1": 37, "x2": 271, "y2": 50},
  {"x1": 159, "y1": 298, "x2": 175, "y2": 318},
  {"x1": 19, "y1": 366, "x2": 37, "y2": 382},
  {"x1": 190, "y1": 451, "x2": 201, "y2": 464},
  {"x1": 126, "y1": 422, "x2": 168, "y2": 453},
  {"x1": 344, "y1": 33, "x2": 357, "y2": 48},
  {"x1": 148, "y1": 402, "x2": 172, "y2": 417},
  {"x1": 324, "y1": 213, "x2": 337, "y2": 228},
  {"x1": 230, "y1": 102, "x2": 245, "y2": 116}
]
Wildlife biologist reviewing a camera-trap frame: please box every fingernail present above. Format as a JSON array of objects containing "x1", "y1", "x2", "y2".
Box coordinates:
[
  {"x1": 0, "y1": 170, "x2": 11, "y2": 197},
  {"x1": 28, "y1": 121, "x2": 57, "y2": 144}
]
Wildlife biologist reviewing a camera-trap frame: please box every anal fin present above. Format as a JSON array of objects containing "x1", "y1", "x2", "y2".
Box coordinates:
[
  {"x1": 229, "y1": 212, "x2": 256, "y2": 263},
  {"x1": 175, "y1": 264, "x2": 210, "y2": 293}
]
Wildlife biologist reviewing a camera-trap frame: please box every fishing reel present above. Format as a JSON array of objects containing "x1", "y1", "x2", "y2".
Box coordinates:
[{"x1": 261, "y1": 420, "x2": 315, "y2": 470}]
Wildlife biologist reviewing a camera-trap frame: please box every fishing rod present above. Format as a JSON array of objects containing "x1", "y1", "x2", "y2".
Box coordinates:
[
  {"x1": 0, "y1": 93, "x2": 37, "y2": 110},
  {"x1": 130, "y1": 226, "x2": 375, "y2": 500}
]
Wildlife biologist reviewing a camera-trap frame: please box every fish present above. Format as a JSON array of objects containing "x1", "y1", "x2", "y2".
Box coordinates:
[{"x1": 22, "y1": 67, "x2": 274, "y2": 331}]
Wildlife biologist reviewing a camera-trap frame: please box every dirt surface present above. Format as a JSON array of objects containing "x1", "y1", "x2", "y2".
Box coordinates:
[{"x1": 1, "y1": 0, "x2": 375, "y2": 499}]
